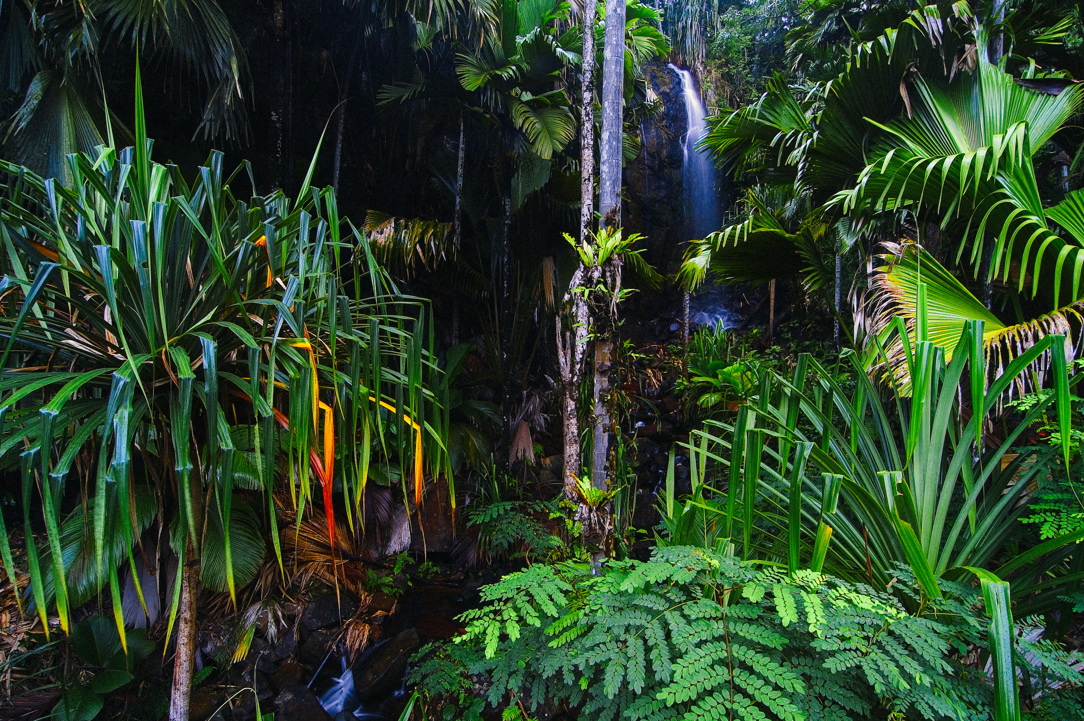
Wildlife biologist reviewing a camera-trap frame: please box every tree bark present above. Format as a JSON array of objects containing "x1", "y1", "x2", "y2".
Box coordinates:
[
  {"x1": 168, "y1": 541, "x2": 199, "y2": 721},
  {"x1": 271, "y1": 0, "x2": 293, "y2": 192},
  {"x1": 579, "y1": 0, "x2": 625, "y2": 566},
  {"x1": 560, "y1": 0, "x2": 598, "y2": 500},
  {"x1": 592, "y1": 0, "x2": 626, "y2": 489},
  {"x1": 834, "y1": 252, "x2": 842, "y2": 349},
  {"x1": 455, "y1": 115, "x2": 466, "y2": 251},
  {"x1": 598, "y1": 0, "x2": 625, "y2": 229},
  {"x1": 580, "y1": 0, "x2": 598, "y2": 245},
  {"x1": 499, "y1": 174, "x2": 513, "y2": 473}
]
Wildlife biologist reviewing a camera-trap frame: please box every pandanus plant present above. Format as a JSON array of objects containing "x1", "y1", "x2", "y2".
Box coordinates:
[
  {"x1": 665, "y1": 304, "x2": 1075, "y2": 604},
  {"x1": 0, "y1": 75, "x2": 449, "y2": 719}
]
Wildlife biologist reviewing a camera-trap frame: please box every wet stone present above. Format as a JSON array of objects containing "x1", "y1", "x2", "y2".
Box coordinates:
[
  {"x1": 355, "y1": 628, "x2": 421, "y2": 703},
  {"x1": 271, "y1": 660, "x2": 306, "y2": 693},
  {"x1": 273, "y1": 685, "x2": 334, "y2": 721},
  {"x1": 300, "y1": 594, "x2": 359, "y2": 636},
  {"x1": 298, "y1": 628, "x2": 334, "y2": 668}
]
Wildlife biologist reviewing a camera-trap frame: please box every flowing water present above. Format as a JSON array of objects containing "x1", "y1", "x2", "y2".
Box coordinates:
[
  {"x1": 668, "y1": 64, "x2": 735, "y2": 330},
  {"x1": 319, "y1": 657, "x2": 359, "y2": 716},
  {"x1": 668, "y1": 64, "x2": 721, "y2": 241}
]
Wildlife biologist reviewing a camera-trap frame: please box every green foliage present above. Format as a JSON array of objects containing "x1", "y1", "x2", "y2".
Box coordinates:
[
  {"x1": 409, "y1": 641, "x2": 487, "y2": 721},
  {"x1": 1010, "y1": 381, "x2": 1084, "y2": 541},
  {"x1": 53, "y1": 615, "x2": 154, "y2": 721},
  {"x1": 434, "y1": 547, "x2": 1016, "y2": 720},
  {"x1": 0, "y1": 74, "x2": 448, "y2": 647},
  {"x1": 668, "y1": 319, "x2": 1077, "y2": 606},
  {"x1": 679, "y1": 325, "x2": 764, "y2": 419},
  {"x1": 469, "y1": 499, "x2": 564, "y2": 563}
]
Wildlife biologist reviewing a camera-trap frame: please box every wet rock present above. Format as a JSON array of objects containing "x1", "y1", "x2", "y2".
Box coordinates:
[
  {"x1": 271, "y1": 660, "x2": 306, "y2": 693},
  {"x1": 368, "y1": 591, "x2": 397, "y2": 614},
  {"x1": 354, "y1": 628, "x2": 421, "y2": 703},
  {"x1": 268, "y1": 627, "x2": 297, "y2": 662},
  {"x1": 273, "y1": 685, "x2": 333, "y2": 721},
  {"x1": 298, "y1": 629, "x2": 334, "y2": 668},
  {"x1": 300, "y1": 595, "x2": 358, "y2": 636},
  {"x1": 190, "y1": 686, "x2": 226, "y2": 720}
]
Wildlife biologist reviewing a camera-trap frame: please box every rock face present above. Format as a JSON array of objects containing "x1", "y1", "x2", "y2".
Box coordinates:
[{"x1": 626, "y1": 61, "x2": 691, "y2": 275}]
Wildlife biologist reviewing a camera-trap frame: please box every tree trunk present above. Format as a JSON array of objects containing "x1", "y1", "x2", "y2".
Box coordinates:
[
  {"x1": 499, "y1": 175, "x2": 513, "y2": 472},
  {"x1": 580, "y1": 0, "x2": 625, "y2": 566},
  {"x1": 557, "y1": 265, "x2": 589, "y2": 499},
  {"x1": 560, "y1": 0, "x2": 598, "y2": 500},
  {"x1": 450, "y1": 115, "x2": 466, "y2": 349},
  {"x1": 168, "y1": 540, "x2": 199, "y2": 721},
  {"x1": 271, "y1": 0, "x2": 293, "y2": 192},
  {"x1": 834, "y1": 252, "x2": 842, "y2": 349},
  {"x1": 598, "y1": 0, "x2": 625, "y2": 230},
  {"x1": 332, "y1": 34, "x2": 363, "y2": 195},
  {"x1": 593, "y1": 0, "x2": 626, "y2": 487},
  {"x1": 580, "y1": 0, "x2": 597, "y2": 245},
  {"x1": 455, "y1": 115, "x2": 466, "y2": 250}
]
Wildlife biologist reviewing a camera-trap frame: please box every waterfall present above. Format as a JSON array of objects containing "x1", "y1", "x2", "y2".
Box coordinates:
[{"x1": 668, "y1": 64, "x2": 720, "y2": 239}]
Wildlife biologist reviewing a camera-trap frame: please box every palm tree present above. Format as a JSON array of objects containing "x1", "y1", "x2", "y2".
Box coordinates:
[
  {"x1": 0, "y1": 78, "x2": 447, "y2": 720},
  {"x1": 689, "y1": 2, "x2": 1084, "y2": 374},
  {"x1": 834, "y1": 38, "x2": 1084, "y2": 376}
]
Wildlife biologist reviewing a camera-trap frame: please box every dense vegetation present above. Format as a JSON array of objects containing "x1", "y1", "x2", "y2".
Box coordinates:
[{"x1": 1, "y1": 1, "x2": 1083, "y2": 720}]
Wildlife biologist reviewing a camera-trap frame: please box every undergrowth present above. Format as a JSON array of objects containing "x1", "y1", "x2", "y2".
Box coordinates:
[{"x1": 413, "y1": 546, "x2": 1083, "y2": 720}]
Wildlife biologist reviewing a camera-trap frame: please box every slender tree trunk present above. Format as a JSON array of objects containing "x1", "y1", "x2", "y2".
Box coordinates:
[
  {"x1": 168, "y1": 541, "x2": 199, "y2": 721},
  {"x1": 580, "y1": 0, "x2": 597, "y2": 245},
  {"x1": 834, "y1": 252, "x2": 842, "y2": 349},
  {"x1": 451, "y1": 115, "x2": 466, "y2": 348},
  {"x1": 558, "y1": 265, "x2": 589, "y2": 499},
  {"x1": 682, "y1": 291, "x2": 690, "y2": 347},
  {"x1": 271, "y1": 0, "x2": 293, "y2": 191},
  {"x1": 579, "y1": 0, "x2": 625, "y2": 565},
  {"x1": 499, "y1": 164, "x2": 513, "y2": 472},
  {"x1": 455, "y1": 115, "x2": 466, "y2": 251},
  {"x1": 593, "y1": 0, "x2": 627, "y2": 486},
  {"x1": 598, "y1": 0, "x2": 625, "y2": 230},
  {"x1": 561, "y1": 0, "x2": 597, "y2": 500},
  {"x1": 768, "y1": 279, "x2": 776, "y2": 345},
  {"x1": 332, "y1": 34, "x2": 363, "y2": 195}
]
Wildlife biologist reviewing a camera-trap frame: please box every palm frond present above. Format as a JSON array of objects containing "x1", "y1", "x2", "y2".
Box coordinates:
[
  {"x1": 864, "y1": 242, "x2": 1082, "y2": 397},
  {"x1": 364, "y1": 210, "x2": 455, "y2": 275}
]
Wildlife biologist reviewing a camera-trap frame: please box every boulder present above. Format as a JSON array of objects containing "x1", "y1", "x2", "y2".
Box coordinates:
[
  {"x1": 354, "y1": 628, "x2": 420, "y2": 703},
  {"x1": 298, "y1": 629, "x2": 334, "y2": 668},
  {"x1": 300, "y1": 594, "x2": 358, "y2": 636},
  {"x1": 271, "y1": 661, "x2": 306, "y2": 693},
  {"x1": 273, "y1": 685, "x2": 334, "y2": 721}
]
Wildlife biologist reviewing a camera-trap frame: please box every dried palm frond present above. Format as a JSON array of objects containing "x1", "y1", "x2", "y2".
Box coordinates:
[
  {"x1": 365, "y1": 211, "x2": 455, "y2": 276},
  {"x1": 341, "y1": 616, "x2": 376, "y2": 664},
  {"x1": 508, "y1": 420, "x2": 535, "y2": 465}
]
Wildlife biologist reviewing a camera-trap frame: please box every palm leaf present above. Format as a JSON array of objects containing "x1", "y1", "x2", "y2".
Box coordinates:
[{"x1": 864, "y1": 242, "x2": 1082, "y2": 397}]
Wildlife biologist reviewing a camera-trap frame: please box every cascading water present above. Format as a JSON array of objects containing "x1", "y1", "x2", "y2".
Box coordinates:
[
  {"x1": 319, "y1": 657, "x2": 358, "y2": 716},
  {"x1": 668, "y1": 64, "x2": 732, "y2": 330},
  {"x1": 668, "y1": 64, "x2": 720, "y2": 240}
]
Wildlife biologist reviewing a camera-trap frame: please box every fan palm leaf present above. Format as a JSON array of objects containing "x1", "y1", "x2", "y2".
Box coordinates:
[
  {"x1": 832, "y1": 55, "x2": 1084, "y2": 306},
  {"x1": 864, "y1": 242, "x2": 1082, "y2": 397},
  {"x1": 680, "y1": 187, "x2": 832, "y2": 292}
]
